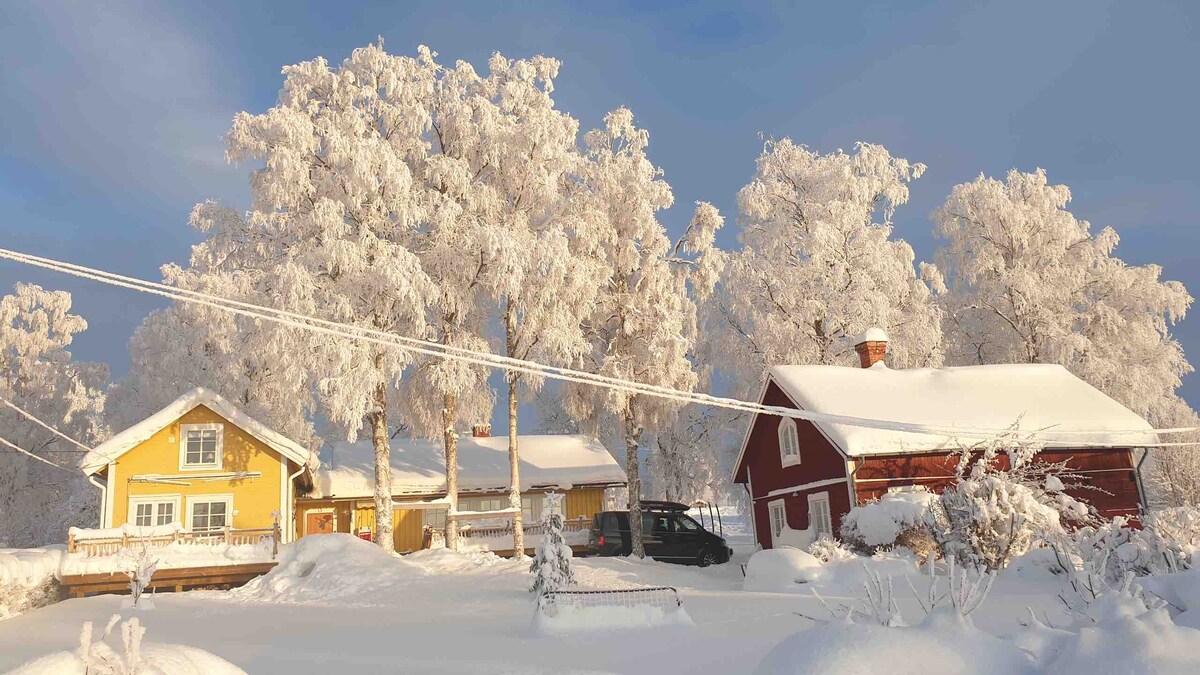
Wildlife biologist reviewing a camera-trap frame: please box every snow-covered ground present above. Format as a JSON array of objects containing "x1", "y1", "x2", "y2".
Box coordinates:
[{"x1": 1, "y1": 526, "x2": 1197, "y2": 674}]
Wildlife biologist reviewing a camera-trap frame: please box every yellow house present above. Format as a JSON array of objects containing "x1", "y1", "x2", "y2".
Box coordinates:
[
  {"x1": 80, "y1": 388, "x2": 318, "y2": 542},
  {"x1": 298, "y1": 430, "x2": 628, "y2": 554},
  {"x1": 83, "y1": 392, "x2": 626, "y2": 556}
]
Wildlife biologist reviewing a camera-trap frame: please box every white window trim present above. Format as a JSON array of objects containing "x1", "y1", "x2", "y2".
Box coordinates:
[
  {"x1": 187, "y1": 494, "x2": 235, "y2": 532},
  {"x1": 778, "y1": 418, "x2": 801, "y2": 467},
  {"x1": 808, "y1": 491, "x2": 833, "y2": 539},
  {"x1": 179, "y1": 423, "x2": 224, "y2": 471},
  {"x1": 127, "y1": 494, "x2": 181, "y2": 528},
  {"x1": 767, "y1": 498, "x2": 787, "y2": 544}
]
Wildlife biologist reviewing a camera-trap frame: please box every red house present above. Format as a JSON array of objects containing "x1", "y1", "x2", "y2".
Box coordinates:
[{"x1": 732, "y1": 330, "x2": 1155, "y2": 550}]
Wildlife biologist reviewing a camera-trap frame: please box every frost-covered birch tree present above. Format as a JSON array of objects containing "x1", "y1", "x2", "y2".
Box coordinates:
[
  {"x1": 0, "y1": 283, "x2": 108, "y2": 547},
  {"x1": 470, "y1": 53, "x2": 595, "y2": 556},
  {"x1": 564, "y1": 109, "x2": 723, "y2": 557},
  {"x1": 705, "y1": 140, "x2": 944, "y2": 399},
  {"x1": 933, "y1": 169, "x2": 1192, "y2": 424},
  {"x1": 192, "y1": 44, "x2": 445, "y2": 551}
]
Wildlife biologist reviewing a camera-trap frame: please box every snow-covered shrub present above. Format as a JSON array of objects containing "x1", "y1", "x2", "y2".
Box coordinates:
[
  {"x1": 11, "y1": 614, "x2": 246, "y2": 674},
  {"x1": 123, "y1": 546, "x2": 158, "y2": 609},
  {"x1": 931, "y1": 431, "x2": 1090, "y2": 571},
  {"x1": 0, "y1": 576, "x2": 62, "y2": 621},
  {"x1": 1067, "y1": 517, "x2": 1188, "y2": 588},
  {"x1": 529, "y1": 493, "x2": 574, "y2": 596},
  {"x1": 807, "y1": 536, "x2": 855, "y2": 564},
  {"x1": 1144, "y1": 505, "x2": 1200, "y2": 555},
  {"x1": 840, "y1": 488, "x2": 937, "y2": 558}
]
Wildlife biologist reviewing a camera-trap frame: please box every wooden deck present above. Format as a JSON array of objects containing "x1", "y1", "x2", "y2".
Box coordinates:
[{"x1": 60, "y1": 562, "x2": 277, "y2": 598}]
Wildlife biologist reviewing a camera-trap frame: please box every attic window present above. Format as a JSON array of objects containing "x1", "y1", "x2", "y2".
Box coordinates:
[
  {"x1": 778, "y1": 418, "x2": 801, "y2": 467},
  {"x1": 180, "y1": 424, "x2": 223, "y2": 470}
]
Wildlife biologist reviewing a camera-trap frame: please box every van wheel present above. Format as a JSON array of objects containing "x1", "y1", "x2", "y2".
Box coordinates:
[{"x1": 697, "y1": 549, "x2": 720, "y2": 567}]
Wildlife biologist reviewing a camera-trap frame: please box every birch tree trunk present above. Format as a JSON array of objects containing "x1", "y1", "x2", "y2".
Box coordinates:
[
  {"x1": 369, "y1": 376, "x2": 394, "y2": 551},
  {"x1": 506, "y1": 302, "x2": 525, "y2": 557},
  {"x1": 624, "y1": 402, "x2": 644, "y2": 558},
  {"x1": 507, "y1": 375, "x2": 524, "y2": 557},
  {"x1": 443, "y1": 391, "x2": 460, "y2": 551}
]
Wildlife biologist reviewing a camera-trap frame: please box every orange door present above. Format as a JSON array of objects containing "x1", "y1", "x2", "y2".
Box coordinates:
[{"x1": 306, "y1": 512, "x2": 335, "y2": 535}]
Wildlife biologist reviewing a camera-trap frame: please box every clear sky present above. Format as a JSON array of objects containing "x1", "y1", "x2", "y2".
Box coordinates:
[{"x1": 2, "y1": 0, "x2": 1198, "y2": 409}]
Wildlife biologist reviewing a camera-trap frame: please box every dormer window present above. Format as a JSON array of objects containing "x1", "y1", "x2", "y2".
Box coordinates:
[
  {"x1": 778, "y1": 418, "x2": 801, "y2": 467},
  {"x1": 179, "y1": 423, "x2": 223, "y2": 470}
]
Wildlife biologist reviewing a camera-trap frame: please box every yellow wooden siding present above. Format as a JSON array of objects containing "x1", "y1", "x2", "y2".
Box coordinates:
[
  {"x1": 393, "y1": 508, "x2": 425, "y2": 552},
  {"x1": 565, "y1": 487, "x2": 604, "y2": 520},
  {"x1": 110, "y1": 405, "x2": 285, "y2": 531}
]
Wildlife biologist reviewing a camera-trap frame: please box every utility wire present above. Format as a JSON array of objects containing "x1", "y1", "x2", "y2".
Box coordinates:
[
  {"x1": 0, "y1": 395, "x2": 93, "y2": 452},
  {"x1": 0, "y1": 435, "x2": 78, "y2": 473},
  {"x1": 2, "y1": 246, "x2": 1197, "y2": 447}
]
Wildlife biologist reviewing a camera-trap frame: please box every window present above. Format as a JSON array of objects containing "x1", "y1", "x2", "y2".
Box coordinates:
[
  {"x1": 460, "y1": 497, "x2": 504, "y2": 513},
  {"x1": 424, "y1": 508, "x2": 447, "y2": 530},
  {"x1": 808, "y1": 492, "x2": 833, "y2": 539},
  {"x1": 189, "y1": 496, "x2": 232, "y2": 532},
  {"x1": 768, "y1": 500, "x2": 787, "y2": 541},
  {"x1": 128, "y1": 496, "x2": 180, "y2": 528},
  {"x1": 778, "y1": 419, "x2": 801, "y2": 467},
  {"x1": 521, "y1": 495, "x2": 543, "y2": 523},
  {"x1": 673, "y1": 515, "x2": 701, "y2": 532},
  {"x1": 179, "y1": 424, "x2": 223, "y2": 470}
]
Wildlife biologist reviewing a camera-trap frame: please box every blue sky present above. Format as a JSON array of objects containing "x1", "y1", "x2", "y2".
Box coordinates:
[{"x1": 2, "y1": 0, "x2": 1198, "y2": 412}]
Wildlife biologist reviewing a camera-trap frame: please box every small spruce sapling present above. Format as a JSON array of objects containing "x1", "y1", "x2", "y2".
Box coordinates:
[{"x1": 529, "y1": 492, "x2": 575, "y2": 596}]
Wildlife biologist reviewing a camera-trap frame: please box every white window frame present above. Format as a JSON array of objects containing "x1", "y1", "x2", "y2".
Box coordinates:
[
  {"x1": 179, "y1": 423, "x2": 224, "y2": 471},
  {"x1": 128, "y1": 494, "x2": 181, "y2": 528},
  {"x1": 778, "y1": 418, "x2": 801, "y2": 467},
  {"x1": 423, "y1": 508, "x2": 448, "y2": 531},
  {"x1": 808, "y1": 491, "x2": 833, "y2": 539},
  {"x1": 187, "y1": 494, "x2": 234, "y2": 532},
  {"x1": 767, "y1": 499, "x2": 787, "y2": 544}
]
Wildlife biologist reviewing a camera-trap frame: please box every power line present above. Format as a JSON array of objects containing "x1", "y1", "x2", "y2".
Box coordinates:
[
  {"x1": 0, "y1": 395, "x2": 92, "y2": 452},
  {"x1": 1, "y1": 246, "x2": 1197, "y2": 447},
  {"x1": 0, "y1": 435, "x2": 77, "y2": 473}
]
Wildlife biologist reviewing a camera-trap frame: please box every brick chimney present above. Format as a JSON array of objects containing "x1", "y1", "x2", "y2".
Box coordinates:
[
  {"x1": 853, "y1": 328, "x2": 889, "y2": 368},
  {"x1": 471, "y1": 423, "x2": 491, "y2": 438}
]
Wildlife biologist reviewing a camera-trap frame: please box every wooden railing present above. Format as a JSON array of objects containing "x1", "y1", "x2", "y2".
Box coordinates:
[
  {"x1": 422, "y1": 516, "x2": 590, "y2": 550},
  {"x1": 67, "y1": 525, "x2": 280, "y2": 558}
]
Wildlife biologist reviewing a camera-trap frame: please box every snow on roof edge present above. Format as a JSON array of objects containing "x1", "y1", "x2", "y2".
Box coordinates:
[{"x1": 80, "y1": 387, "x2": 318, "y2": 475}]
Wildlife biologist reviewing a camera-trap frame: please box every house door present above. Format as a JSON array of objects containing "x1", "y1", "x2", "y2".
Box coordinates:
[{"x1": 306, "y1": 512, "x2": 335, "y2": 535}]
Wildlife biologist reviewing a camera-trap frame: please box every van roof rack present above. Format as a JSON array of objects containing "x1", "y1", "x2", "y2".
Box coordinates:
[{"x1": 640, "y1": 500, "x2": 690, "y2": 512}]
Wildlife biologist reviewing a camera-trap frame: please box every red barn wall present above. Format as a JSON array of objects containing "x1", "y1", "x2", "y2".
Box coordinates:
[
  {"x1": 852, "y1": 448, "x2": 1142, "y2": 520},
  {"x1": 736, "y1": 381, "x2": 852, "y2": 548}
]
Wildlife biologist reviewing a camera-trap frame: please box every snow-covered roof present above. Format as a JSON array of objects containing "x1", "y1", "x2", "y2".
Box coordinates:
[
  {"x1": 763, "y1": 362, "x2": 1156, "y2": 457},
  {"x1": 856, "y1": 327, "x2": 889, "y2": 344},
  {"x1": 313, "y1": 434, "x2": 626, "y2": 498},
  {"x1": 80, "y1": 388, "x2": 319, "y2": 475}
]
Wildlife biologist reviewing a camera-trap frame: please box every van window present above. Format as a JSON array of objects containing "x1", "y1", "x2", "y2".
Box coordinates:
[
  {"x1": 673, "y1": 515, "x2": 701, "y2": 532},
  {"x1": 601, "y1": 514, "x2": 621, "y2": 536}
]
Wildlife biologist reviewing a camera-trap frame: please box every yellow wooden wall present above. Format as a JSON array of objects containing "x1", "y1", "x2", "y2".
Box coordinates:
[
  {"x1": 565, "y1": 487, "x2": 605, "y2": 520},
  {"x1": 110, "y1": 405, "x2": 287, "y2": 530}
]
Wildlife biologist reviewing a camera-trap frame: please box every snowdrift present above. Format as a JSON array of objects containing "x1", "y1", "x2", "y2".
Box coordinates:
[
  {"x1": 235, "y1": 533, "x2": 418, "y2": 603},
  {"x1": 10, "y1": 643, "x2": 246, "y2": 675},
  {"x1": 532, "y1": 587, "x2": 694, "y2": 636},
  {"x1": 742, "y1": 547, "x2": 920, "y2": 594}
]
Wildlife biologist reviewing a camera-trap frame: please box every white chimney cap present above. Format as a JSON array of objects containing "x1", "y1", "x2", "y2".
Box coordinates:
[{"x1": 855, "y1": 327, "x2": 889, "y2": 345}]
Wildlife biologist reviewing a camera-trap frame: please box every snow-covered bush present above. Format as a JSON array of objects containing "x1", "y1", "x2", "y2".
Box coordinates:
[
  {"x1": 1144, "y1": 505, "x2": 1200, "y2": 555},
  {"x1": 807, "y1": 536, "x2": 855, "y2": 564},
  {"x1": 529, "y1": 493, "x2": 574, "y2": 596},
  {"x1": 11, "y1": 614, "x2": 246, "y2": 674},
  {"x1": 840, "y1": 488, "x2": 938, "y2": 558},
  {"x1": 123, "y1": 546, "x2": 158, "y2": 609},
  {"x1": 931, "y1": 432, "x2": 1089, "y2": 571},
  {"x1": 0, "y1": 576, "x2": 61, "y2": 621}
]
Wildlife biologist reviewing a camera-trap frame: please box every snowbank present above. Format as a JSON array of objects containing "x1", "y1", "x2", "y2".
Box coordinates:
[
  {"x1": 10, "y1": 643, "x2": 246, "y2": 675},
  {"x1": 742, "y1": 548, "x2": 822, "y2": 592},
  {"x1": 753, "y1": 611, "x2": 1034, "y2": 675},
  {"x1": 0, "y1": 547, "x2": 63, "y2": 586},
  {"x1": 742, "y1": 547, "x2": 921, "y2": 594},
  {"x1": 235, "y1": 534, "x2": 407, "y2": 603},
  {"x1": 532, "y1": 602, "x2": 694, "y2": 636}
]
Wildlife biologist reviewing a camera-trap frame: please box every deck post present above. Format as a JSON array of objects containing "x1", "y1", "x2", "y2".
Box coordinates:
[
  {"x1": 68, "y1": 532, "x2": 76, "y2": 553},
  {"x1": 224, "y1": 526, "x2": 231, "y2": 545}
]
